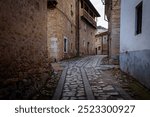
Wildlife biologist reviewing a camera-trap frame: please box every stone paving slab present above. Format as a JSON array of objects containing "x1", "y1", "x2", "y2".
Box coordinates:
[
  {"x1": 52, "y1": 67, "x2": 68, "y2": 100},
  {"x1": 53, "y1": 55, "x2": 132, "y2": 100},
  {"x1": 80, "y1": 68, "x2": 95, "y2": 100}
]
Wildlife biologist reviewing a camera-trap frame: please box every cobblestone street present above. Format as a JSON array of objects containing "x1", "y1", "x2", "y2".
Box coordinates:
[{"x1": 53, "y1": 55, "x2": 132, "y2": 100}]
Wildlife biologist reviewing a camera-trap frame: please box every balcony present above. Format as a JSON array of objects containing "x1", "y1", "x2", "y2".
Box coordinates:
[
  {"x1": 81, "y1": 9, "x2": 97, "y2": 28},
  {"x1": 47, "y1": 0, "x2": 58, "y2": 9}
]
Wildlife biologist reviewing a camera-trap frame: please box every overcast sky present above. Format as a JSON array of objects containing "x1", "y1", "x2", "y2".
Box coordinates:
[{"x1": 90, "y1": 0, "x2": 108, "y2": 28}]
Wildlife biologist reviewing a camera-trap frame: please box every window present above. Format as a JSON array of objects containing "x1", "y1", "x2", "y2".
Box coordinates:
[
  {"x1": 81, "y1": 0, "x2": 83, "y2": 8},
  {"x1": 47, "y1": 0, "x2": 58, "y2": 9},
  {"x1": 83, "y1": 40, "x2": 86, "y2": 47},
  {"x1": 136, "y1": 1, "x2": 143, "y2": 35},
  {"x1": 71, "y1": 10, "x2": 73, "y2": 17},
  {"x1": 85, "y1": 4, "x2": 88, "y2": 12},
  {"x1": 103, "y1": 36, "x2": 107, "y2": 43},
  {"x1": 98, "y1": 46, "x2": 101, "y2": 50},
  {"x1": 103, "y1": 36, "x2": 107, "y2": 40},
  {"x1": 70, "y1": 4, "x2": 74, "y2": 17},
  {"x1": 71, "y1": 24, "x2": 73, "y2": 33},
  {"x1": 64, "y1": 38, "x2": 68, "y2": 53}
]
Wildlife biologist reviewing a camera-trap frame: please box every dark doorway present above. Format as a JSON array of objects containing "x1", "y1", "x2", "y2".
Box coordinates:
[
  {"x1": 87, "y1": 42, "x2": 90, "y2": 54},
  {"x1": 95, "y1": 48, "x2": 97, "y2": 55}
]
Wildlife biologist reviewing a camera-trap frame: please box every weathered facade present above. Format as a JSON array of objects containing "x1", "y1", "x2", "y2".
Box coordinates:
[
  {"x1": 0, "y1": 0, "x2": 50, "y2": 99},
  {"x1": 104, "y1": 0, "x2": 120, "y2": 64},
  {"x1": 47, "y1": 0, "x2": 77, "y2": 61},
  {"x1": 0, "y1": 0, "x2": 48, "y2": 80},
  {"x1": 95, "y1": 31, "x2": 108, "y2": 55},
  {"x1": 120, "y1": 0, "x2": 150, "y2": 89},
  {"x1": 47, "y1": 0, "x2": 100, "y2": 60},
  {"x1": 79, "y1": 0, "x2": 100, "y2": 56}
]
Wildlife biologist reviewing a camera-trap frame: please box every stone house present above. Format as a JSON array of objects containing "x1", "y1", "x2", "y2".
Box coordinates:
[
  {"x1": 47, "y1": 0, "x2": 100, "y2": 60},
  {"x1": 120, "y1": 0, "x2": 150, "y2": 89},
  {"x1": 0, "y1": 0, "x2": 100, "y2": 98},
  {"x1": 104, "y1": 0, "x2": 120, "y2": 64},
  {"x1": 95, "y1": 31, "x2": 108, "y2": 55},
  {"x1": 47, "y1": 0, "x2": 77, "y2": 61},
  {"x1": 79, "y1": 0, "x2": 100, "y2": 56},
  {"x1": 0, "y1": 0, "x2": 99, "y2": 77},
  {"x1": 0, "y1": 0, "x2": 48, "y2": 80},
  {"x1": 0, "y1": 0, "x2": 50, "y2": 98}
]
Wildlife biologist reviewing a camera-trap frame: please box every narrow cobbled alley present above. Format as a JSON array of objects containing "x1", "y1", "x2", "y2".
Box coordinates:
[{"x1": 53, "y1": 55, "x2": 134, "y2": 100}]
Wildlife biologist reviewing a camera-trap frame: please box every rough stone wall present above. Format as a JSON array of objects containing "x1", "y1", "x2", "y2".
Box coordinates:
[
  {"x1": 47, "y1": 0, "x2": 77, "y2": 61},
  {"x1": 79, "y1": 1, "x2": 96, "y2": 56},
  {"x1": 0, "y1": 0, "x2": 48, "y2": 81},
  {"x1": 107, "y1": 0, "x2": 120, "y2": 63}
]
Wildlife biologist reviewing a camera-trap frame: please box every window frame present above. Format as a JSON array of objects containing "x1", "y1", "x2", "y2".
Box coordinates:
[
  {"x1": 64, "y1": 37, "x2": 68, "y2": 53},
  {"x1": 135, "y1": 1, "x2": 143, "y2": 35}
]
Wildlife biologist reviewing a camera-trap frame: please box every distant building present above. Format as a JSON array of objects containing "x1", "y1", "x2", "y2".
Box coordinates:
[
  {"x1": 96, "y1": 26, "x2": 108, "y2": 34},
  {"x1": 104, "y1": 0, "x2": 120, "y2": 64},
  {"x1": 95, "y1": 31, "x2": 108, "y2": 55},
  {"x1": 95, "y1": 26, "x2": 108, "y2": 55},
  {"x1": 120, "y1": 0, "x2": 150, "y2": 89},
  {"x1": 79, "y1": 0, "x2": 100, "y2": 56}
]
